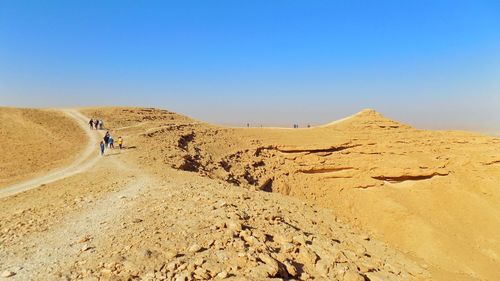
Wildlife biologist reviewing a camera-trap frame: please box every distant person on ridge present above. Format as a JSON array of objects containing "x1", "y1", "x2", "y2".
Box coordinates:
[
  {"x1": 100, "y1": 141, "x2": 105, "y2": 155},
  {"x1": 118, "y1": 136, "x2": 123, "y2": 149},
  {"x1": 89, "y1": 119, "x2": 94, "y2": 130}
]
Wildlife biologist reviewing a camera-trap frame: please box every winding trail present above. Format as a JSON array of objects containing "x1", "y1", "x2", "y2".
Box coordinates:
[
  {"x1": 0, "y1": 110, "x2": 159, "y2": 280},
  {"x1": 0, "y1": 109, "x2": 101, "y2": 199}
]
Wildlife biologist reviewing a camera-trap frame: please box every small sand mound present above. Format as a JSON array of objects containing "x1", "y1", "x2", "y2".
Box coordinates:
[{"x1": 320, "y1": 108, "x2": 410, "y2": 130}]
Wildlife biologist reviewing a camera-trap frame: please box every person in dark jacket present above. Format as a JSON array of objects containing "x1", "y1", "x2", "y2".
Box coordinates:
[{"x1": 104, "y1": 132, "x2": 110, "y2": 147}]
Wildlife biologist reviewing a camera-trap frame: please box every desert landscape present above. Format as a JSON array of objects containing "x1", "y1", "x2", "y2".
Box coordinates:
[{"x1": 0, "y1": 106, "x2": 499, "y2": 281}]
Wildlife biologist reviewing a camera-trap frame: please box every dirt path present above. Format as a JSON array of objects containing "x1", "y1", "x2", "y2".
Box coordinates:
[
  {"x1": 1, "y1": 164, "x2": 155, "y2": 280},
  {"x1": 0, "y1": 109, "x2": 101, "y2": 199}
]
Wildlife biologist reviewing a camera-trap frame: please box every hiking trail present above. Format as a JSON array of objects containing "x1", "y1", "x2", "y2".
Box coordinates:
[{"x1": 0, "y1": 109, "x2": 100, "y2": 199}]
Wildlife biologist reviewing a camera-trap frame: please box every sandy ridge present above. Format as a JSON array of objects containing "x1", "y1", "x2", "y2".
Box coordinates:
[{"x1": 0, "y1": 109, "x2": 100, "y2": 199}]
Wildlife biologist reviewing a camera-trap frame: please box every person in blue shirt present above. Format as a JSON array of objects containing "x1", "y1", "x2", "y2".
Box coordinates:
[{"x1": 100, "y1": 141, "x2": 105, "y2": 155}]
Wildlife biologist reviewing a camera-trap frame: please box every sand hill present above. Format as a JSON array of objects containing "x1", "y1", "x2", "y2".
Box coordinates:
[
  {"x1": 1, "y1": 106, "x2": 499, "y2": 281},
  {"x1": 0, "y1": 108, "x2": 86, "y2": 187}
]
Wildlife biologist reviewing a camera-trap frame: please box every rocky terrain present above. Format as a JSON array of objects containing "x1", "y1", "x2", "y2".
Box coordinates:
[
  {"x1": 81, "y1": 107, "x2": 500, "y2": 280},
  {"x1": 0, "y1": 107, "x2": 499, "y2": 280},
  {"x1": 0, "y1": 161, "x2": 428, "y2": 280}
]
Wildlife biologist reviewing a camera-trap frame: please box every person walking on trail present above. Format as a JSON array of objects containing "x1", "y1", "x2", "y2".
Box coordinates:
[
  {"x1": 109, "y1": 136, "x2": 114, "y2": 149},
  {"x1": 94, "y1": 120, "x2": 99, "y2": 130},
  {"x1": 104, "y1": 132, "x2": 110, "y2": 147},
  {"x1": 89, "y1": 119, "x2": 94, "y2": 130},
  {"x1": 99, "y1": 120, "x2": 104, "y2": 130},
  {"x1": 100, "y1": 141, "x2": 105, "y2": 155},
  {"x1": 118, "y1": 136, "x2": 123, "y2": 150}
]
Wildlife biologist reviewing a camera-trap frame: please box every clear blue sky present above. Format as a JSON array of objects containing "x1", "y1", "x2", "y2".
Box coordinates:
[{"x1": 1, "y1": 1, "x2": 499, "y2": 130}]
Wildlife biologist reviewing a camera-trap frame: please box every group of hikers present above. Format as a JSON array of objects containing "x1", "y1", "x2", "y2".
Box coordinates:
[
  {"x1": 99, "y1": 131, "x2": 123, "y2": 155},
  {"x1": 100, "y1": 132, "x2": 123, "y2": 155},
  {"x1": 88, "y1": 118, "x2": 104, "y2": 130},
  {"x1": 293, "y1": 124, "x2": 311, "y2": 128},
  {"x1": 89, "y1": 118, "x2": 123, "y2": 155},
  {"x1": 245, "y1": 123, "x2": 311, "y2": 128}
]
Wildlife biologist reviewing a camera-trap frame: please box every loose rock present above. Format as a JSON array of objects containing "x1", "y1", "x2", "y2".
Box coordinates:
[
  {"x1": 343, "y1": 270, "x2": 365, "y2": 281},
  {"x1": 188, "y1": 244, "x2": 202, "y2": 253},
  {"x1": 1, "y1": 271, "x2": 15, "y2": 278}
]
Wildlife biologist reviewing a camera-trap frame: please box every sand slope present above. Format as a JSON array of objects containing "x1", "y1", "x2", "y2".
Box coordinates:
[
  {"x1": 0, "y1": 109, "x2": 102, "y2": 198},
  {"x1": 79, "y1": 107, "x2": 500, "y2": 281},
  {"x1": 0, "y1": 108, "x2": 86, "y2": 188}
]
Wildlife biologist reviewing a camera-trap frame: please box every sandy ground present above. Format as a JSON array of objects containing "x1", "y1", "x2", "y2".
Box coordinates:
[
  {"x1": 0, "y1": 110, "x2": 101, "y2": 198},
  {"x1": 0, "y1": 108, "x2": 86, "y2": 188},
  {"x1": 0, "y1": 106, "x2": 498, "y2": 280}
]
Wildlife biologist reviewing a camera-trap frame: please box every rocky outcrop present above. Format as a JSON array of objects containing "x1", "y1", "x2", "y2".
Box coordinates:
[{"x1": 72, "y1": 106, "x2": 500, "y2": 281}]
